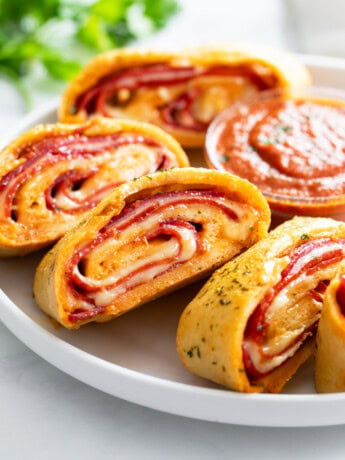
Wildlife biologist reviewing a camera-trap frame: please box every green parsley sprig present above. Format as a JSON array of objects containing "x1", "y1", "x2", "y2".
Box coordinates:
[{"x1": 0, "y1": 0, "x2": 179, "y2": 106}]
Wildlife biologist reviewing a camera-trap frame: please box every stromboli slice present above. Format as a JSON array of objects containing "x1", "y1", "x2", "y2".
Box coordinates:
[
  {"x1": 177, "y1": 217, "x2": 345, "y2": 393},
  {"x1": 59, "y1": 45, "x2": 311, "y2": 147},
  {"x1": 33, "y1": 167, "x2": 270, "y2": 329},
  {"x1": 315, "y1": 261, "x2": 345, "y2": 393},
  {"x1": 0, "y1": 117, "x2": 188, "y2": 256}
]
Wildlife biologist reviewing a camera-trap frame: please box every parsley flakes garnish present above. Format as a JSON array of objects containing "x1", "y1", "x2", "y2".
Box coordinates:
[
  {"x1": 301, "y1": 234, "x2": 310, "y2": 240},
  {"x1": 261, "y1": 138, "x2": 277, "y2": 145},
  {"x1": 276, "y1": 125, "x2": 292, "y2": 133}
]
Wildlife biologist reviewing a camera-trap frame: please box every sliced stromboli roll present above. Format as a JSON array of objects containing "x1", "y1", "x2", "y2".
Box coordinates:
[
  {"x1": 59, "y1": 45, "x2": 311, "y2": 147},
  {"x1": 33, "y1": 168, "x2": 270, "y2": 329},
  {"x1": 0, "y1": 117, "x2": 188, "y2": 256},
  {"x1": 315, "y1": 261, "x2": 345, "y2": 393},
  {"x1": 177, "y1": 217, "x2": 345, "y2": 393}
]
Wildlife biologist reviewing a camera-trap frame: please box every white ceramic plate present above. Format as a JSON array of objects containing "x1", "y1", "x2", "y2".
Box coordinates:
[{"x1": 0, "y1": 55, "x2": 345, "y2": 428}]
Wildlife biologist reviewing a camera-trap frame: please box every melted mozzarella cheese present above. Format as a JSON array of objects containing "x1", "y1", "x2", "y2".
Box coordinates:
[
  {"x1": 74, "y1": 225, "x2": 197, "y2": 307},
  {"x1": 245, "y1": 331, "x2": 313, "y2": 375}
]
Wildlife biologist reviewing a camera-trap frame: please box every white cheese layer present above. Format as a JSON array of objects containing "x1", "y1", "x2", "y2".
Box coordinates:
[{"x1": 73, "y1": 224, "x2": 197, "y2": 307}]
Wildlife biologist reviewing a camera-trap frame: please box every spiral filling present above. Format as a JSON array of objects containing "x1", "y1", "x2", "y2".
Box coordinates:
[
  {"x1": 243, "y1": 238, "x2": 345, "y2": 380},
  {"x1": 65, "y1": 189, "x2": 248, "y2": 322},
  {"x1": 0, "y1": 132, "x2": 177, "y2": 224},
  {"x1": 75, "y1": 63, "x2": 277, "y2": 131}
]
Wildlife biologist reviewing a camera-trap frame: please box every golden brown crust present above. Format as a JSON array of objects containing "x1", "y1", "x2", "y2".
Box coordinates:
[
  {"x1": 0, "y1": 117, "x2": 188, "y2": 256},
  {"x1": 315, "y1": 261, "x2": 345, "y2": 393},
  {"x1": 59, "y1": 45, "x2": 311, "y2": 147},
  {"x1": 176, "y1": 217, "x2": 345, "y2": 393},
  {"x1": 33, "y1": 167, "x2": 270, "y2": 329}
]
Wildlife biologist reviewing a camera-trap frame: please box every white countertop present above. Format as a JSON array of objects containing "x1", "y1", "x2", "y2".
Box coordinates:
[
  {"x1": 2, "y1": 317, "x2": 345, "y2": 460},
  {"x1": 1, "y1": 1, "x2": 345, "y2": 458}
]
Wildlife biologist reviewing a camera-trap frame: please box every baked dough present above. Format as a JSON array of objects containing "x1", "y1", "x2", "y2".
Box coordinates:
[
  {"x1": 315, "y1": 261, "x2": 345, "y2": 393},
  {"x1": 33, "y1": 167, "x2": 270, "y2": 329},
  {"x1": 177, "y1": 217, "x2": 345, "y2": 393},
  {"x1": 0, "y1": 117, "x2": 188, "y2": 256},
  {"x1": 59, "y1": 45, "x2": 311, "y2": 147}
]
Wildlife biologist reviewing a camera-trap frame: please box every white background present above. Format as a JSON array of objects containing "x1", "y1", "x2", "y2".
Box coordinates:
[{"x1": 1, "y1": 1, "x2": 345, "y2": 458}]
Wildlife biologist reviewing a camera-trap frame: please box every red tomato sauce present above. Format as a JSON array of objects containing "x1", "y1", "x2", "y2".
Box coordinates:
[{"x1": 213, "y1": 98, "x2": 345, "y2": 199}]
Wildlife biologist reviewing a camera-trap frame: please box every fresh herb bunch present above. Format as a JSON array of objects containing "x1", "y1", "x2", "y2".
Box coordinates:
[{"x1": 0, "y1": 0, "x2": 179, "y2": 102}]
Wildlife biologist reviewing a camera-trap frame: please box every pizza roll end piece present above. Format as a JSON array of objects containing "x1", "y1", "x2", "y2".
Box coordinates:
[
  {"x1": 33, "y1": 167, "x2": 270, "y2": 329},
  {"x1": 315, "y1": 262, "x2": 345, "y2": 393},
  {"x1": 177, "y1": 217, "x2": 345, "y2": 393}
]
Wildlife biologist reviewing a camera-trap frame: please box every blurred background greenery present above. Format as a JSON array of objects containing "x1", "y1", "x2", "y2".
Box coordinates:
[{"x1": 0, "y1": 0, "x2": 179, "y2": 105}]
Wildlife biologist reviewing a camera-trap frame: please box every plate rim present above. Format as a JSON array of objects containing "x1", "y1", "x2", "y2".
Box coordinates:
[{"x1": 1, "y1": 53, "x2": 345, "y2": 427}]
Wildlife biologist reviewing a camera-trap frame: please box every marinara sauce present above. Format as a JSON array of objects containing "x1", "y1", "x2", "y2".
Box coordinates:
[{"x1": 206, "y1": 89, "x2": 345, "y2": 222}]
